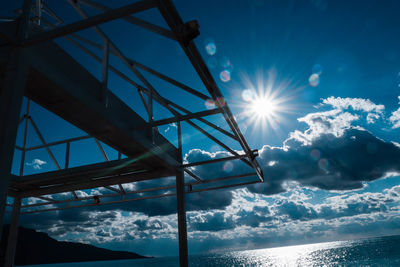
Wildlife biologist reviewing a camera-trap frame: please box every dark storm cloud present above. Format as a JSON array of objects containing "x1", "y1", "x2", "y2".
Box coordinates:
[
  {"x1": 248, "y1": 128, "x2": 400, "y2": 195},
  {"x1": 185, "y1": 127, "x2": 400, "y2": 197}
]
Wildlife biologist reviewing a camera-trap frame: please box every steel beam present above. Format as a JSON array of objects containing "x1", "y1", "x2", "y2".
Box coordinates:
[
  {"x1": 78, "y1": 0, "x2": 176, "y2": 40},
  {"x1": 25, "y1": 135, "x2": 91, "y2": 151},
  {"x1": 22, "y1": 0, "x2": 157, "y2": 46},
  {"x1": 131, "y1": 108, "x2": 221, "y2": 130},
  {"x1": 176, "y1": 169, "x2": 188, "y2": 267},
  {"x1": 176, "y1": 121, "x2": 188, "y2": 267},
  {"x1": 156, "y1": 0, "x2": 264, "y2": 182},
  {"x1": 4, "y1": 197, "x2": 21, "y2": 267},
  {"x1": 0, "y1": 0, "x2": 31, "y2": 240},
  {"x1": 16, "y1": 169, "x2": 173, "y2": 198}
]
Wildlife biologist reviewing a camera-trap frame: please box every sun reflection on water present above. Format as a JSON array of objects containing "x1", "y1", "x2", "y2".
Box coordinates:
[{"x1": 222, "y1": 240, "x2": 354, "y2": 267}]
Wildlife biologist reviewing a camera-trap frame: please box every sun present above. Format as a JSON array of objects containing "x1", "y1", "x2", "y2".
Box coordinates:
[
  {"x1": 250, "y1": 96, "x2": 278, "y2": 119},
  {"x1": 236, "y1": 69, "x2": 299, "y2": 134}
]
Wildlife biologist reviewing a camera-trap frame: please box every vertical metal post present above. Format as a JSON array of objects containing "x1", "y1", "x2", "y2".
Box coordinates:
[
  {"x1": 65, "y1": 142, "x2": 70, "y2": 169},
  {"x1": 176, "y1": 121, "x2": 188, "y2": 267},
  {"x1": 101, "y1": 39, "x2": 109, "y2": 107},
  {"x1": 0, "y1": 0, "x2": 31, "y2": 242},
  {"x1": 4, "y1": 197, "x2": 22, "y2": 267},
  {"x1": 19, "y1": 100, "x2": 30, "y2": 177},
  {"x1": 36, "y1": 0, "x2": 42, "y2": 26}
]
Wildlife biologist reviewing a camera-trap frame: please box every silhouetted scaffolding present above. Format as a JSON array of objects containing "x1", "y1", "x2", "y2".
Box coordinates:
[{"x1": 0, "y1": 1, "x2": 263, "y2": 266}]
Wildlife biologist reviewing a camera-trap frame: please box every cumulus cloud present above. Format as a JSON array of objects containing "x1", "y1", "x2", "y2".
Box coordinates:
[
  {"x1": 321, "y1": 96, "x2": 384, "y2": 115},
  {"x1": 186, "y1": 127, "x2": 400, "y2": 196},
  {"x1": 248, "y1": 128, "x2": 400, "y2": 195},
  {"x1": 389, "y1": 96, "x2": 400, "y2": 128},
  {"x1": 25, "y1": 158, "x2": 47, "y2": 169}
]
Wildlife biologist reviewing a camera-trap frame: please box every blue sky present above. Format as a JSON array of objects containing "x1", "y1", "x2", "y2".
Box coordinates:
[{"x1": 4, "y1": 0, "x2": 400, "y2": 257}]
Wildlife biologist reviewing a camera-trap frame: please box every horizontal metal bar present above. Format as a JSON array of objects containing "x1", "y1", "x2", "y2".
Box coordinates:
[
  {"x1": 20, "y1": 170, "x2": 257, "y2": 209},
  {"x1": 21, "y1": 192, "x2": 176, "y2": 214},
  {"x1": 190, "y1": 180, "x2": 259, "y2": 194},
  {"x1": 21, "y1": 182, "x2": 177, "y2": 209},
  {"x1": 20, "y1": 176, "x2": 261, "y2": 214},
  {"x1": 20, "y1": 175, "x2": 260, "y2": 213},
  {"x1": 17, "y1": 169, "x2": 172, "y2": 198},
  {"x1": 25, "y1": 135, "x2": 91, "y2": 151},
  {"x1": 78, "y1": 0, "x2": 176, "y2": 40},
  {"x1": 191, "y1": 172, "x2": 257, "y2": 186},
  {"x1": 15, "y1": 145, "x2": 23, "y2": 151},
  {"x1": 0, "y1": 17, "x2": 16, "y2": 22},
  {"x1": 182, "y1": 153, "x2": 255, "y2": 168},
  {"x1": 151, "y1": 108, "x2": 221, "y2": 127},
  {"x1": 22, "y1": 0, "x2": 156, "y2": 46},
  {"x1": 131, "y1": 108, "x2": 221, "y2": 131}
]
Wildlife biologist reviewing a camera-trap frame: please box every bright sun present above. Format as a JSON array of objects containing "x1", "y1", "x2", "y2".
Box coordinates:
[{"x1": 251, "y1": 97, "x2": 277, "y2": 118}]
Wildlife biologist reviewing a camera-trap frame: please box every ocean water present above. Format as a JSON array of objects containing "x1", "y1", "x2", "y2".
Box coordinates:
[{"x1": 22, "y1": 235, "x2": 400, "y2": 267}]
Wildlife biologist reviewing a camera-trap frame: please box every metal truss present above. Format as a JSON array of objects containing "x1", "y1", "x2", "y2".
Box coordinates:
[
  {"x1": 3, "y1": 0, "x2": 264, "y2": 214},
  {"x1": 1, "y1": 1, "x2": 264, "y2": 265}
]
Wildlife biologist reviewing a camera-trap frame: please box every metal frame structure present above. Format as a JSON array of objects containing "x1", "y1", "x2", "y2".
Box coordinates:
[{"x1": 0, "y1": 1, "x2": 264, "y2": 266}]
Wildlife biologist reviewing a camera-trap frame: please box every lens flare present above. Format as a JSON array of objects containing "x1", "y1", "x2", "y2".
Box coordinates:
[
  {"x1": 220, "y1": 70, "x2": 231, "y2": 82},
  {"x1": 241, "y1": 89, "x2": 255, "y2": 102},
  {"x1": 318, "y1": 158, "x2": 329, "y2": 172},
  {"x1": 310, "y1": 149, "x2": 321, "y2": 161},
  {"x1": 205, "y1": 99, "x2": 216, "y2": 109},
  {"x1": 220, "y1": 56, "x2": 233, "y2": 70},
  {"x1": 223, "y1": 161, "x2": 233, "y2": 172},
  {"x1": 309, "y1": 73, "x2": 320, "y2": 87},
  {"x1": 205, "y1": 42, "x2": 217, "y2": 55},
  {"x1": 312, "y1": 64, "x2": 323, "y2": 75}
]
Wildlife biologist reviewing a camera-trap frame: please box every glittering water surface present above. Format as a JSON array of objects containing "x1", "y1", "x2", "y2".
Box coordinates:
[{"x1": 23, "y1": 235, "x2": 400, "y2": 267}]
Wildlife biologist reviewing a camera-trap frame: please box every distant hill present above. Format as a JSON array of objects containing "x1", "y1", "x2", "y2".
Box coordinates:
[{"x1": 0, "y1": 225, "x2": 149, "y2": 266}]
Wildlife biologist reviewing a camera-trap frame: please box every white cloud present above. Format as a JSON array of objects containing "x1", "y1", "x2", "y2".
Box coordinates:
[
  {"x1": 322, "y1": 96, "x2": 384, "y2": 115},
  {"x1": 389, "y1": 96, "x2": 400, "y2": 128},
  {"x1": 26, "y1": 158, "x2": 47, "y2": 170},
  {"x1": 164, "y1": 122, "x2": 177, "y2": 133},
  {"x1": 293, "y1": 109, "x2": 359, "y2": 145}
]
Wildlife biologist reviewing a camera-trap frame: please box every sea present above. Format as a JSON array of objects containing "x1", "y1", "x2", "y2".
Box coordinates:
[{"x1": 22, "y1": 234, "x2": 400, "y2": 267}]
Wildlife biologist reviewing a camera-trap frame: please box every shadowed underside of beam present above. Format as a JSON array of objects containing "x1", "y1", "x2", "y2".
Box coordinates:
[
  {"x1": 0, "y1": 22, "x2": 178, "y2": 195},
  {"x1": 0, "y1": 21, "x2": 178, "y2": 167}
]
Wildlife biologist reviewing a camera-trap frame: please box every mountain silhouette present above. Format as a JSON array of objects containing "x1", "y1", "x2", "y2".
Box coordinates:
[{"x1": 0, "y1": 225, "x2": 149, "y2": 265}]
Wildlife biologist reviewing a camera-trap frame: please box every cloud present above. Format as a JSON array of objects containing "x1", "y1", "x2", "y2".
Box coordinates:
[
  {"x1": 248, "y1": 127, "x2": 400, "y2": 195},
  {"x1": 389, "y1": 96, "x2": 400, "y2": 128},
  {"x1": 25, "y1": 158, "x2": 47, "y2": 169},
  {"x1": 182, "y1": 96, "x2": 399, "y2": 196},
  {"x1": 164, "y1": 123, "x2": 177, "y2": 133},
  {"x1": 321, "y1": 96, "x2": 384, "y2": 115},
  {"x1": 14, "y1": 96, "x2": 400, "y2": 255},
  {"x1": 185, "y1": 127, "x2": 400, "y2": 197}
]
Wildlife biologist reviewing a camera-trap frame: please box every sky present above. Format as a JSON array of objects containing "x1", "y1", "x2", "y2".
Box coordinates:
[{"x1": 3, "y1": 0, "x2": 400, "y2": 257}]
